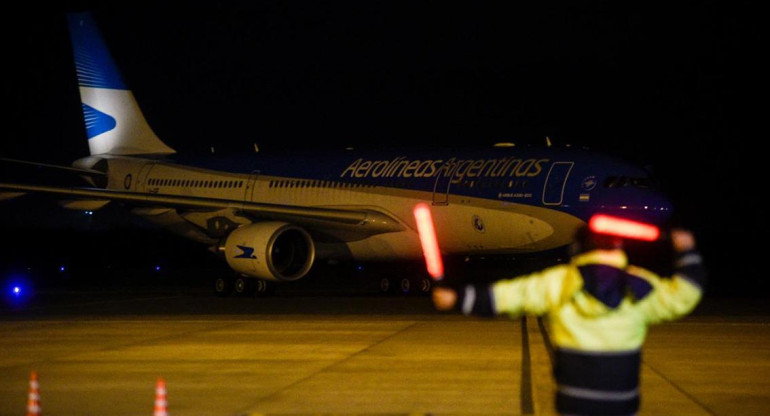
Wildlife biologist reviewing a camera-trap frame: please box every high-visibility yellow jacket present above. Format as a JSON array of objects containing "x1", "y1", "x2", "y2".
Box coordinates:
[{"x1": 455, "y1": 247, "x2": 706, "y2": 415}]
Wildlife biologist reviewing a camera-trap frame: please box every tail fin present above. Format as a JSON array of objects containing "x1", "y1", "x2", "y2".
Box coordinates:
[{"x1": 66, "y1": 12, "x2": 175, "y2": 156}]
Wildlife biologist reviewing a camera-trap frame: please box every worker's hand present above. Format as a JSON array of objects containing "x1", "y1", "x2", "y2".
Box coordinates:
[
  {"x1": 432, "y1": 286, "x2": 458, "y2": 311},
  {"x1": 670, "y1": 228, "x2": 696, "y2": 252}
]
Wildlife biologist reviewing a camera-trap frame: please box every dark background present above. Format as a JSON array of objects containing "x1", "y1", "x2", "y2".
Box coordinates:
[{"x1": 1, "y1": 1, "x2": 765, "y2": 296}]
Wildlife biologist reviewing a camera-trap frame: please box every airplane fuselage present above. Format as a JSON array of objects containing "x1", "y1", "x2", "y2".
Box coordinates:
[{"x1": 79, "y1": 145, "x2": 670, "y2": 264}]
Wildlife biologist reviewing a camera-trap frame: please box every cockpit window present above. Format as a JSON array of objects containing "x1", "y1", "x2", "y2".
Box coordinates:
[{"x1": 604, "y1": 176, "x2": 653, "y2": 189}]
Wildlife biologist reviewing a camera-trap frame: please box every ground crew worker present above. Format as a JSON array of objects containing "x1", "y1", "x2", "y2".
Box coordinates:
[{"x1": 432, "y1": 217, "x2": 706, "y2": 416}]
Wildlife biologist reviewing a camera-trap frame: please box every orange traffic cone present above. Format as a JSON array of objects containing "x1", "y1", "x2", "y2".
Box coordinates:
[
  {"x1": 154, "y1": 377, "x2": 167, "y2": 416},
  {"x1": 27, "y1": 371, "x2": 41, "y2": 416}
]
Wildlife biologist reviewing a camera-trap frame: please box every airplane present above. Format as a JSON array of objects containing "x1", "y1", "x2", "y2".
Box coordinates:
[{"x1": 0, "y1": 11, "x2": 672, "y2": 296}]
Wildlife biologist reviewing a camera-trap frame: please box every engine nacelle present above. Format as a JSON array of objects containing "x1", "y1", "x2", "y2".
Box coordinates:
[{"x1": 221, "y1": 222, "x2": 315, "y2": 282}]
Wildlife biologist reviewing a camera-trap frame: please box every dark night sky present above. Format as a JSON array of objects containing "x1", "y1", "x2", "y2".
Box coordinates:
[{"x1": 1, "y1": 1, "x2": 766, "y2": 289}]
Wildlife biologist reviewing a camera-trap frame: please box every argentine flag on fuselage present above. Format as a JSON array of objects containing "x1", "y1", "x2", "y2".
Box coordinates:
[{"x1": 66, "y1": 12, "x2": 175, "y2": 156}]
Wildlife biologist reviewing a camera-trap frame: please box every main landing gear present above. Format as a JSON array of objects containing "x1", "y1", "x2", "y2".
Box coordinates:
[
  {"x1": 377, "y1": 276, "x2": 432, "y2": 296},
  {"x1": 214, "y1": 275, "x2": 273, "y2": 297}
]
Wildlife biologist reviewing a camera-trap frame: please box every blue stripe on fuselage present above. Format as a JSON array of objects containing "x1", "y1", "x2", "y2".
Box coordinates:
[
  {"x1": 169, "y1": 146, "x2": 559, "y2": 187},
  {"x1": 160, "y1": 146, "x2": 667, "y2": 224}
]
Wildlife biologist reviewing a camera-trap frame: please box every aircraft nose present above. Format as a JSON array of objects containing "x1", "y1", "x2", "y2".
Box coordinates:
[
  {"x1": 598, "y1": 190, "x2": 675, "y2": 226},
  {"x1": 639, "y1": 191, "x2": 675, "y2": 224}
]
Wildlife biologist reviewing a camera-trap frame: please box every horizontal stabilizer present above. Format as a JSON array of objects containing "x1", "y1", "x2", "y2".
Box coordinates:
[
  {"x1": 0, "y1": 191, "x2": 26, "y2": 201},
  {"x1": 0, "y1": 157, "x2": 107, "y2": 179},
  {"x1": 58, "y1": 199, "x2": 111, "y2": 210}
]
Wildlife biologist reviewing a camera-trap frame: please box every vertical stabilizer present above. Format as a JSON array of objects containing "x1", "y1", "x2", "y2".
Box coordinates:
[{"x1": 66, "y1": 12, "x2": 175, "y2": 156}]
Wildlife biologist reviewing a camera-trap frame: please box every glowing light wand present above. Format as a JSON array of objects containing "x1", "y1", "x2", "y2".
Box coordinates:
[
  {"x1": 413, "y1": 202, "x2": 444, "y2": 280},
  {"x1": 588, "y1": 214, "x2": 661, "y2": 241}
]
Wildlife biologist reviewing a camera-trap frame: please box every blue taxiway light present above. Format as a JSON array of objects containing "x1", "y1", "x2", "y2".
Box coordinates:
[
  {"x1": 3, "y1": 279, "x2": 32, "y2": 305},
  {"x1": 1, "y1": 271, "x2": 34, "y2": 307}
]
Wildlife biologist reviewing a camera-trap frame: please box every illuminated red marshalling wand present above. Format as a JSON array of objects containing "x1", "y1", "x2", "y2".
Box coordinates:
[
  {"x1": 588, "y1": 214, "x2": 661, "y2": 241},
  {"x1": 413, "y1": 202, "x2": 445, "y2": 280}
]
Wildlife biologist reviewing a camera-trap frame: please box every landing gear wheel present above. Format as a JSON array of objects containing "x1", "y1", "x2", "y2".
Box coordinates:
[
  {"x1": 399, "y1": 277, "x2": 411, "y2": 294},
  {"x1": 254, "y1": 280, "x2": 274, "y2": 297},
  {"x1": 379, "y1": 278, "x2": 391, "y2": 294},
  {"x1": 419, "y1": 277, "x2": 432, "y2": 294},
  {"x1": 214, "y1": 276, "x2": 234, "y2": 297},
  {"x1": 233, "y1": 277, "x2": 256, "y2": 296}
]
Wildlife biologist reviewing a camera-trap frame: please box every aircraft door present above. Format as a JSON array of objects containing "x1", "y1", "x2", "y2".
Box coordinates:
[
  {"x1": 542, "y1": 162, "x2": 574, "y2": 205},
  {"x1": 432, "y1": 162, "x2": 452, "y2": 205},
  {"x1": 244, "y1": 171, "x2": 259, "y2": 202},
  {"x1": 136, "y1": 163, "x2": 156, "y2": 193}
]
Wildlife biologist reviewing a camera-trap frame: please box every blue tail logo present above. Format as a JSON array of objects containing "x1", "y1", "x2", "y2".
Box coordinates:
[
  {"x1": 82, "y1": 104, "x2": 117, "y2": 138},
  {"x1": 234, "y1": 245, "x2": 257, "y2": 259}
]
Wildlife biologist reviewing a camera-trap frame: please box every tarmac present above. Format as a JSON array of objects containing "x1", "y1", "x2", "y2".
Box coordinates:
[{"x1": 1, "y1": 290, "x2": 768, "y2": 415}]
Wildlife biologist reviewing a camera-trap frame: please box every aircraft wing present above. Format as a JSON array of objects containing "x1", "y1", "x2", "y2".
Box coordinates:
[{"x1": 0, "y1": 182, "x2": 405, "y2": 237}]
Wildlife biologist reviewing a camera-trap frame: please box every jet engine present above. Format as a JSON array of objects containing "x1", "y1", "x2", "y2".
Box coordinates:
[{"x1": 220, "y1": 222, "x2": 315, "y2": 281}]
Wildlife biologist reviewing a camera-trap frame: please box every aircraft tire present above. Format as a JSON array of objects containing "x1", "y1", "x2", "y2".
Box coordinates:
[
  {"x1": 214, "y1": 276, "x2": 234, "y2": 297},
  {"x1": 399, "y1": 277, "x2": 411, "y2": 295},
  {"x1": 254, "y1": 280, "x2": 274, "y2": 297},
  {"x1": 233, "y1": 277, "x2": 257, "y2": 297},
  {"x1": 378, "y1": 277, "x2": 392, "y2": 294},
  {"x1": 418, "y1": 277, "x2": 432, "y2": 294}
]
